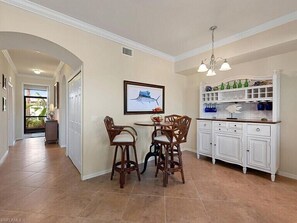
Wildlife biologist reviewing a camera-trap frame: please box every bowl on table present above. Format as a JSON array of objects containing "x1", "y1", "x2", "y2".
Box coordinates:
[{"x1": 151, "y1": 115, "x2": 163, "y2": 123}]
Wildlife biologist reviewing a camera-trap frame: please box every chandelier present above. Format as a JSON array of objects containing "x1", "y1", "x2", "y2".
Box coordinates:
[{"x1": 197, "y1": 26, "x2": 231, "y2": 76}]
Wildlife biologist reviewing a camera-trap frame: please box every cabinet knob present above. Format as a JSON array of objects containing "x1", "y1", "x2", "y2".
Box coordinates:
[
  {"x1": 247, "y1": 149, "x2": 250, "y2": 152},
  {"x1": 234, "y1": 125, "x2": 237, "y2": 127},
  {"x1": 256, "y1": 128, "x2": 260, "y2": 132},
  {"x1": 204, "y1": 124, "x2": 206, "y2": 127},
  {"x1": 219, "y1": 128, "x2": 221, "y2": 130},
  {"x1": 214, "y1": 144, "x2": 216, "y2": 146},
  {"x1": 234, "y1": 130, "x2": 236, "y2": 132},
  {"x1": 210, "y1": 143, "x2": 212, "y2": 145}
]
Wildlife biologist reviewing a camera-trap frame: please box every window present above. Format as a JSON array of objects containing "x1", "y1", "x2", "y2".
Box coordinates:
[{"x1": 24, "y1": 87, "x2": 48, "y2": 134}]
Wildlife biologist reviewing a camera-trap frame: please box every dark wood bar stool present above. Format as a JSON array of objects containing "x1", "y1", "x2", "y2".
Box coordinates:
[
  {"x1": 152, "y1": 116, "x2": 191, "y2": 187},
  {"x1": 164, "y1": 114, "x2": 181, "y2": 123},
  {"x1": 104, "y1": 116, "x2": 141, "y2": 188}
]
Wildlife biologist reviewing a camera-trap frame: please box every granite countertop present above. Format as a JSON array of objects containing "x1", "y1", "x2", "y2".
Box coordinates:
[{"x1": 196, "y1": 117, "x2": 281, "y2": 124}]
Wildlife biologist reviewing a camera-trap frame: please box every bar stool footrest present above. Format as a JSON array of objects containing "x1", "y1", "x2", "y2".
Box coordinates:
[{"x1": 114, "y1": 160, "x2": 139, "y2": 173}]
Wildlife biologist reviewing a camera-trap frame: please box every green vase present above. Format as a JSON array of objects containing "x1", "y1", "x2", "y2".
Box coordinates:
[
  {"x1": 226, "y1": 82, "x2": 231, "y2": 89},
  {"x1": 238, "y1": 80, "x2": 242, "y2": 88},
  {"x1": 233, "y1": 81, "x2": 237, "y2": 89},
  {"x1": 220, "y1": 82, "x2": 225, "y2": 90},
  {"x1": 244, "y1": 79, "x2": 249, "y2": 87}
]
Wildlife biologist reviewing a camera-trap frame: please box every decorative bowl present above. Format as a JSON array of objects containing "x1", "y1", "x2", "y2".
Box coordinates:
[{"x1": 151, "y1": 114, "x2": 163, "y2": 123}]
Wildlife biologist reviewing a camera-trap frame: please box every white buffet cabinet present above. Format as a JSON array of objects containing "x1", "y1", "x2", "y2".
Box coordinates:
[
  {"x1": 197, "y1": 73, "x2": 281, "y2": 181},
  {"x1": 197, "y1": 119, "x2": 280, "y2": 181}
]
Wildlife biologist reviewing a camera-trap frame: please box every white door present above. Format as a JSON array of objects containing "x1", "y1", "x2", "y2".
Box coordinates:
[
  {"x1": 198, "y1": 131, "x2": 212, "y2": 156},
  {"x1": 68, "y1": 71, "x2": 82, "y2": 173},
  {"x1": 214, "y1": 133, "x2": 242, "y2": 165},
  {"x1": 247, "y1": 137, "x2": 270, "y2": 170}
]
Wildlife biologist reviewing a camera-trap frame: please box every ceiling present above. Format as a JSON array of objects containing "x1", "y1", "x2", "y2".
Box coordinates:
[
  {"x1": 2, "y1": 1, "x2": 297, "y2": 77},
  {"x1": 27, "y1": 0, "x2": 297, "y2": 56},
  {"x1": 7, "y1": 49, "x2": 61, "y2": 78}
]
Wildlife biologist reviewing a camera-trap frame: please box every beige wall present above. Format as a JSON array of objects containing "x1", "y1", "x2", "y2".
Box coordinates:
[
  {"x1": 185, "y1": 50, "x2": 297, "y2": 177},
  {"x1": 2, "y1": 2, "x2": 296, "y2": 179},
  {"x1": 15, "y1": 75, "x2": 54, "y2": 139},
  {"x1": 0, "y1": 52, "x2": 15, "y2": 160},
  {"x1": 0, "y1": 3, "x2": 187, "y2": 178}
]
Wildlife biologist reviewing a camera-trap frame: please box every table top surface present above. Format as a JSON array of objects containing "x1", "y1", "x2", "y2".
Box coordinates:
[{"x1": 134, "y1": 121, "x2": 172, "y2": 127}]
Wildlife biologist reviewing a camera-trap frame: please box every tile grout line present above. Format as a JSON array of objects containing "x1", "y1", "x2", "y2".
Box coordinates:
[
  {"x1": 192, "y1": 178, "x2": 212, "y2": 222},
  {"x1": 119, "y1": 181, "x2": 135, "y2": 222},
  {"x1": 77, "y1": 189, "x2": 101, "y2": 218},
  {"x1": 164, "y1": 195, "x2": 167, "y2": 223}
]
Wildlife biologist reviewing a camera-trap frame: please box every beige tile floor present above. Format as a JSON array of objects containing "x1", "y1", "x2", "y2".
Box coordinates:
[{"x1": 0, "y1": 137, "x2": 297, "y2": 223}]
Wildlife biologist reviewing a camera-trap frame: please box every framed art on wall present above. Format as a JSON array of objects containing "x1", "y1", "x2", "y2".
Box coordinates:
[
  {"x1": 54, "y1": 82, "x2": 59, "y2": 109},
  {"x1": 124, "y1": 80, "x2": 165, "y2": 114},
  {"x1": 2, "y1": 97, "x2": 6, "y2": 111},
  {"x1": 2, "y1": 74, "x2": 6, "y2": 90}
]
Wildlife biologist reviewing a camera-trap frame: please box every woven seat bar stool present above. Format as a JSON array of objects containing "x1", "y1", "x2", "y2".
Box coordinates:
[
  {"x1": 104, "y1": 116, "x2": 141, "y2": 188},
  {"x1": 152, "y1": 115, "x2": 191, "y2": 187}
]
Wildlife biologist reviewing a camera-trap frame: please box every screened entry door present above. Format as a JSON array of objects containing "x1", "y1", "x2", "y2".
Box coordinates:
[
  {"x1": 68, "y1": 71, "x2": 82, "y2": 173},
  {"x1": 24, "y1": 87, "x2": 48, "y2": 134}
]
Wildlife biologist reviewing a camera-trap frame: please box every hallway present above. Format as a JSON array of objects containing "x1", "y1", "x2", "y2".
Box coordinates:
[{"x1": 0, "y1": 138, "x2": 297, "y2": 222}]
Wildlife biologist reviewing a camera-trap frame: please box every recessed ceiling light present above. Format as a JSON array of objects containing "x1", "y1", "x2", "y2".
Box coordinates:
[{"x1": 33, "y1": 69, "x2": 41, "y2": 74}]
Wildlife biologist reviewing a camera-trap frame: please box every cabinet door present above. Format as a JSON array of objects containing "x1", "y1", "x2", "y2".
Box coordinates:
[
  {"x1": 45, "y1": 121, "x2": 58, "y2": 142},
  {"x1": 198, "y1": 131, "x2": 212, "y2": 156},
  {"x1": 247, "y1": 137, "x2": 271, "y2": 170},
  {"x1": 214, "y1": 133, "x2": 242, "y2": 164}
]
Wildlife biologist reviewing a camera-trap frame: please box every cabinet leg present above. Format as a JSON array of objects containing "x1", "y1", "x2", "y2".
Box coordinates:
[
  {"x1": 271, "y1": 174, "x2": 276, "y2": 182},
  {"x1": 243, "y1": 167, "x2": 247, "y2": 174},
  {"x1": 197, "y1": 153, "x2": 200, "y2": 159},
  {"x1": 212, "y1": 158, "x2": 216, "y2": 165}
]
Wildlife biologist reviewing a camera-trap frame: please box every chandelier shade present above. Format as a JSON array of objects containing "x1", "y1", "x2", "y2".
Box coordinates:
[
  {"x1": 206, "y1": 69, "x2": 216, "y2": 76},
  {"x1": 197, "y1": 61, "x2": 208, "y2": 72},
  {"x1": 219, "y1": 59, "x2": 232, "y2": 71},
  {"x1": 197, "y1": 26, "x2": 231, "y2": 76}
]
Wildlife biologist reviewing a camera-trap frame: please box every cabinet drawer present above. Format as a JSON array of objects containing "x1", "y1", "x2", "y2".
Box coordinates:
[
  {"x1": 214, "y1": 122, "x2": 227, "y2": 128},
  {"x1": 228, "y1": 128, "x2": 242, "y2": 134},
  {"x1": 228, "y1": 123, "x2": 243, "y2": 129},
  {"x1": 214, "y1": 127, "x2": 228, "y2": 132},
  {"x1": 198, "y1": 121, "x2": 212, "y2": 130},
  {"x1": 247, "y1": 125, "x2": 271, "y2": 137}
]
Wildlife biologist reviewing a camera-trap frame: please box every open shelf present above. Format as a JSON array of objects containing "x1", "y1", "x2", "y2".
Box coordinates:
[{"x1": 202, "y1": 85, "x2": 273, "y2": 103}]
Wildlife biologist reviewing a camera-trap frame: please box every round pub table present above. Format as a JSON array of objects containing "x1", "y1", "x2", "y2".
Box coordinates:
[{"x1": 134, "y1": 121, "x2": 172, "y2": 174}]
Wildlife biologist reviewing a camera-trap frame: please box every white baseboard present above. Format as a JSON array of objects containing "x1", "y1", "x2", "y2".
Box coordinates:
[
  {"x1": 81, "y1": 150, "x2": 197, "y2": 181},
  {"x1": 81, "y1": 168, "x2": 112, "y2": 181},
  {"x1": 183, "y1": 148, "x2": 196, "y2": 153},
  {"x1": 8, "y1": 140, "x2": 16, "y2": 147},
  {"x1": 278, "y1": 170, "x2": 297, "y2": 180},
  {"x1": 0, "y1": 150, "x2": 9, "y2": 166},
  {"x1": 81, "y1": 158, "x2": 148, "y2": 181}
]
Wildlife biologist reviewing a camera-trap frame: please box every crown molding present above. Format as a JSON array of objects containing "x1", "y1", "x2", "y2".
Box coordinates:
[
  {"x1": 175, "y1": 11, "x2": 297, "y2": 62},
  {"x1": 0, "y1": 0, "x2": 174, "y2": 62},
  {"x1": 2, "y1": 1, "x2": 296, "y2": 64},
  {"x1": 1, "y1": 50, "x2": 18, "y2": 74}
]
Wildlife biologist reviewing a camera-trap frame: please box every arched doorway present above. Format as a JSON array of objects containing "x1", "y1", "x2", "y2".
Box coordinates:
[{"x1": 0, "y1": 32, "x2": 83, "y2": 175}]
